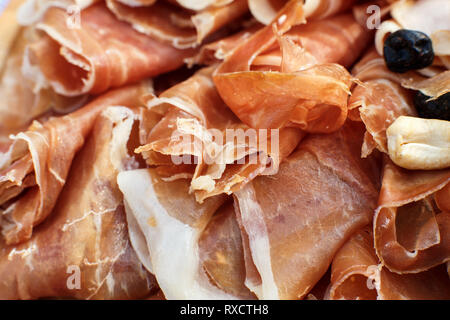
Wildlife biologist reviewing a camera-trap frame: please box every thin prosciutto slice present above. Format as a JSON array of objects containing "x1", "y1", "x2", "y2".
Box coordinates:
[
  {"x1": 24, "y1": 3, "x2": 193, "y2": 96},
  {"x1": 348, "y1": 49, "x2": 417, "y2": 157},
  {"x1": 0, "y1": 27, "x2": 88, "y2": 145},
  {"x1": 0, "y1": 82, "x2": 152, "y2": 245},
  {"x1": 374, "y1": 157, "x2": 450, "y2": 274},
  {"x1": 117, "y1": 168, "x2": 252, "y2": 299},
  {"x1": 327, "y1": 227, "x2": 450, "y2": 300},
  {"x1": 106, "y1": 0, "x2": 248, "y2": 49},
  {"x1": 0, "y1": 107, "x2": 156, "y2": 299},
  {"x1": 249, "y1": 0, "x2": 359, "y2": 25},
  {"x1": 349, "y1": 48, "x2": 449, "y2": 158},
  {"x1": 214, "y1": 2, "x2": 371, "y2": 133},
  {"x1": 233, "y1": 122, "x2": 380, "y2": 299},
  {"x1": 136, "y1": 67, "x2": 303, "y2": 202}
]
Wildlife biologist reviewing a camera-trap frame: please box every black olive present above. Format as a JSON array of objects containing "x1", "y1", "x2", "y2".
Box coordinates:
[
  {"x1": 413, "y1": 91, "x2": 450, "y2": 121},
  {"x1": 384, "y1": 29, "x2": 434, "y2": 73}
]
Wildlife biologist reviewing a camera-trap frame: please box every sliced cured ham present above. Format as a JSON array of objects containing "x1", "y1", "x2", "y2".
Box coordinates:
[
  {"x1": 374, "y1": 157, "x2": 450, "y2": 274},
  {"x1": 118, "y1": 168, "x2": 250, "y2": 299},
  {"x1": 249, "y1": 0, "x2": 358, "y2": 25},
  {"x1": 0, "y1": 82, "x2": 152, "y2": 245},
  {"x1": 348, "y1": 49, "x2": 417, "y2": 157},
  {"x1": 0, "y1": 107, "x2": 156, "y2": 299},
  {"x1": 349, "y1": 48, "x2": 449, "y2": 159},
  {"x1": 24, "y1": 3, "x2": 193, "y2": 96},
  {"x1": 198, "y1": 201, "x2": 256, "y2": 299},
  {"x1": 327, "y1": 227, "x2": 450, "y2": 300},
  {"x1": 136, "y1": 67, "x2": 303, "y2": 202},
  {"x1": 106, "y1": 0, "x2": 248, "y2": 49},
  {"x1": 233, "y1": 122, "x2": 380, "y2": 299},
  {"x1": 0, "y1": 27, "x2": 89, "y2": 144},
  {"x1": 214, "y1": 4, "x2": 370, "y2": 133}
]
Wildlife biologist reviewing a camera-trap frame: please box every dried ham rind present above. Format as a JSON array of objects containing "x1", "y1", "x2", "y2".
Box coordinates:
[
  {"x1": 0, "y1": 82, "x2": 152, "y2": 245},
  {"x1": 327, "y1": 227, "x2": 450, "y2": 300},
  {"x1": 0, "y1": 106, "x2": 156, "y2": 299},
  {"x1": 374, "y1": 157, "x2": 450, "y2": 274},
  {"x1": 106, "y1": 0, "x2": 248, "y2": 49},
  {"x1": 24, "y1": 3, "x2": 194, "y2": 96},
  {"x1": 117, "y1": 168, "x2": 246, "y2": 299},
  {"x1": 233, "y1": 122, "x2": 380, "y2": 299}
]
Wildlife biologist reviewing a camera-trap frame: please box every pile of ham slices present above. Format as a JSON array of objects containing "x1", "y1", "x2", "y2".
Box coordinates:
[{"x1": 0, "y1": 0, "x2": 449, "y2": 300}]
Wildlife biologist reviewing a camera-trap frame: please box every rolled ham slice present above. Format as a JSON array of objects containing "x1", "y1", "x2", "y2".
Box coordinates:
[
  {"x1": 374, "y1": 157, "x2": 450, "y2": 274},
  {"x1": 0, "y1": 106, "x2": 156, "y2": 299},
  {"x1": 348, "y1": 49, "x2": 417, "y2": 157},
  {"x1": 327, "y1": 227, "x2": 450, "y2": 300},
  {"x1": 233, "y1": 121, "x2": 380, "y2": 299},
  {"x1": 24, "y1": 3, "x2": 194, "y2": 96},
  {"x1": 0, "y1": 82, "x2": 152, "y2": 245},
  {"x1": 118, "y1": 168, "x2": 252, "y2": 299}
]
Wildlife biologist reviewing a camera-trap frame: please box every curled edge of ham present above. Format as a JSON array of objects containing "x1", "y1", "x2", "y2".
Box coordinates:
[
  {"x1": 233, "y1": 122, "x2": 380, "y2": 299},
  {"x1": 23, "y1": 3, "x2": 193, "y2": 96},
  {"x1": 213, "y1": 10, "x2": 368, "y2": 133},
  {"x1": 17, "y1": 0, "x2": 100, "y2": 25},
  {"x1": 0, "y1": 81, "x2": 153, "y2": 245},
  {"x1": 106, "y1": 0, "x2": 249, "y2": 50},
  {"x1": 372, "y1": 157, "x2": 450, "y2": 274},
  {"x1": 327, "y1": 227, "x2": 450, "y2": 300},
  {"x1": 135, "y1": 66, "x2": 303, "y2": 203}
]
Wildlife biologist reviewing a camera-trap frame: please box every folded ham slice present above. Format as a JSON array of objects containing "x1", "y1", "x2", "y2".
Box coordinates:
[
  {"x1": 233, "y1": 121, "x2": 380, "y2": 299},
  {"x1": 327, "y1": 227, "x2": 450, "y2": 300},
  {"x1": 17, "y1": 0, "x2": 100, "y2": 25},
  {"x1": 106, "y1": 0, "x2": 248, "y2": 49},
  {"x1": 136, "y1": 67, "x2": 303, "y2": 202},
  {"x1": 0, "y1": 27, "x2": 89, "y2": 144},
  {"x1": 349, "y1": 48, "x2": 449, "y2": 158},
  {"x1": 0, "y1": 106, "x2": 156, "y2": 299},
  {"x1": 214, "y1": 4, "x2": 370, "y2": 133},
  {"x1": 118, "y1": 168, "x2": 255, "y2": 299},
  {"x1": 348, "y1": 49, "x2": 417, "y2": 157},
  {"x1": 374, "y1": 157, "x2": 450, "y2": 274},
  {"x1": 0, "y1": 82, "x2": 152, "y2": 245},
  {"x1": 24, "y1": 3, "x2": 193, "y2": 96},
  {"x1": 187, "y1": 23, "x2": 262, "y2": 66},
  {"x1": 249, "y1": 0, "x2": 358, "y2": 25}
]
